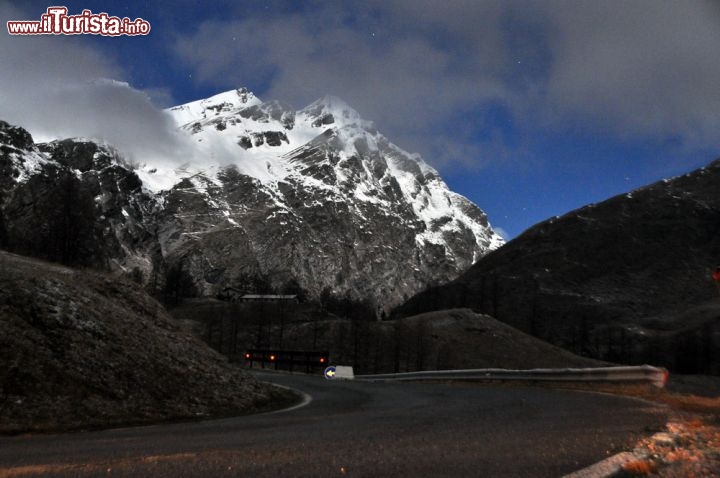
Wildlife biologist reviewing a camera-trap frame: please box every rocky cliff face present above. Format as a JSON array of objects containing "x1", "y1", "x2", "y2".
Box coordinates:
[
  {"x1": 150, "y1": 89, "x2": 503, "y2": 308},
  {"x1": 394, "y1": 159, "x2": 720, "y2": 373},
  {"x1": 0, "y1": 121, "x2": 161, "y2": 281},
  {"x1": 0, "y1": 88, "x2": 503, "y2": 309}
]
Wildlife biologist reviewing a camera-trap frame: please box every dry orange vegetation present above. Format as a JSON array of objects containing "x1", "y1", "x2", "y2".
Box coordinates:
[
  {"x1": 527, "y1": 378, "x2": 720, "y2": 476},
  {"x1": 631, "y1": 418, "x2": 720, "y2": 477},
  {"x1": 622, "y1": 458, "x2": 658, "y2": 475}
]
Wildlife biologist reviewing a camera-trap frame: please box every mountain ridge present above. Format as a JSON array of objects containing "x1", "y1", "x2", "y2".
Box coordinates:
[
  {"x1": 394, "y1": 157, "x2": 720, "y2": 373},
  {"x1": 148, "y1": 87, "x2": 504, "y2": 307},
  {"x1": 0, "y1": 87, "x2": 503, "y2": 309}
]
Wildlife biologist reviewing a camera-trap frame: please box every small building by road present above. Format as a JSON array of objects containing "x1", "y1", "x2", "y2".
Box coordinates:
[{"x1": 240, "y1": 294, "x2": 298, "y2": 303}]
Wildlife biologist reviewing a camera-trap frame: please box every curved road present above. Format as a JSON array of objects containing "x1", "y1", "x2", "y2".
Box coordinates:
[{"x1": 0, "y1": 372, "x2": 668, "y2": 477}]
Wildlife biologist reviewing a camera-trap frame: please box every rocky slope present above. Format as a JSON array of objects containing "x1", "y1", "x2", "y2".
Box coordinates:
[
  {"x1": 0, "y1": 250, "x2": 293, "y2": 433},
  {"x1": 150, "y1": 89, "x2": 502, "y2": 308},
  {"x1": 0, "y1": 87, "x2": 503, "y2": 309},
  {"x1": 395, "y1": 159, "x2": 720, "y2": 374},
  {"x1": 0, "y1": 120, "x2": 161, "y2": 280}
]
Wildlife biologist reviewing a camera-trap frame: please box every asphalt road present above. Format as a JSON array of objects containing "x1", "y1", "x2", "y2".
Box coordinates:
[{"x1": 0, "y1": 372, "x2": 668, "y2": 477}]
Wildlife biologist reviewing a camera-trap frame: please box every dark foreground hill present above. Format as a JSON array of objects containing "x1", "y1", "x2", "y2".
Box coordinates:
[
  {"x1": 321, "y1": 308, "x2": 605, "y2": 372},
  {"x1": 395, "y1": 159, "x2": 720, "y2": 374},
  {"x1": 172, "y1": 302, "x2": 603, "y2": 373},
  {"x1": 0, "y1": 251, "x2": 295, "y2": 433}
]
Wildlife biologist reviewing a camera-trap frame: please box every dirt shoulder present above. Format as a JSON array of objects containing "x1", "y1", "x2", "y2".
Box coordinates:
[
  {"x1": 620, "y1": 377, "x2": 720, "y2": 477},
  {"x1": 540, "y1": 376, "x2": 720, "y2": 477}
]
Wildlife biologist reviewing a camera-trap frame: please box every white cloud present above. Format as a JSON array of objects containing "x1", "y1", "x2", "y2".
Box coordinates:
[
  {"x1": 492, "y1": 226, "x2": 509, "y2": 241},
  {"x1": 0, "y1": 3, "x2": 191, "y2": 166}
]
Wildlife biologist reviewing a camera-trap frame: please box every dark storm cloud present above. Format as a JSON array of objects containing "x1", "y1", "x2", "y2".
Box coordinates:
[
  {"x1": 174, "y1": 0, "x2": 720, "y2": 167},
  {"x1": 0, "y1": 3, "x2": 190, "y2": 164}
]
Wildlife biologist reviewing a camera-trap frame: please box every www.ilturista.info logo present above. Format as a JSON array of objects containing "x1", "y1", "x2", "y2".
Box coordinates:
[{"x1": 7, "y1": 7, "x2": 150, "y2": 36}]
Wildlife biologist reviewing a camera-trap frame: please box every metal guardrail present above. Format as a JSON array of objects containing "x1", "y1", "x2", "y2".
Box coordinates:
[{"x1": 354, "y1": 365, "x2": 669, "y2": 388}]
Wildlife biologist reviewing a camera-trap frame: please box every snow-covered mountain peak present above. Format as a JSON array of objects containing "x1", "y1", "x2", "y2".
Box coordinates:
[
  {"x1": 0, "y1": 121, "x2": 49, "y2": 184},
  {"x1": 167, "y1": 87, "x2": 261, "y2": 126},
  {"x1": 2, "y1": 81, "x2": 505, "y2": 310},
  {"x1": 154, "y1": 88, "x2": 505, "y2": 305},
  {"x1": 298, "y1": 95, "x2": 371, "y2": 129}
]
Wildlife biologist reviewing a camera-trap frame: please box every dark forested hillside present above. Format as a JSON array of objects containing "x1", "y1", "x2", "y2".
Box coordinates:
[{"x1": 395, "y1": 159, "x2": 720, "y2": 374}]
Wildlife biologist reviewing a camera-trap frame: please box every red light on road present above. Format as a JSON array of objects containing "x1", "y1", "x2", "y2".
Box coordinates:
[
  {"x1": 244, "y1": 353, "x2": 251, "y2": 359},
  {"x1": 319, "y1": 357, "x2": 326, "y2": 363}
]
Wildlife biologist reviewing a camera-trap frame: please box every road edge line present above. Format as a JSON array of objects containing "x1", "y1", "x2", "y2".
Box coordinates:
[{"x1": 258, "y1": 382, "x2": 313, "y2": 415}]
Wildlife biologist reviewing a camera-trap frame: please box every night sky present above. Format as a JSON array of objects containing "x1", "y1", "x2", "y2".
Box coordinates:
[{"x1": 3, "y1": 1, "x2": 720, "y2": 239}]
